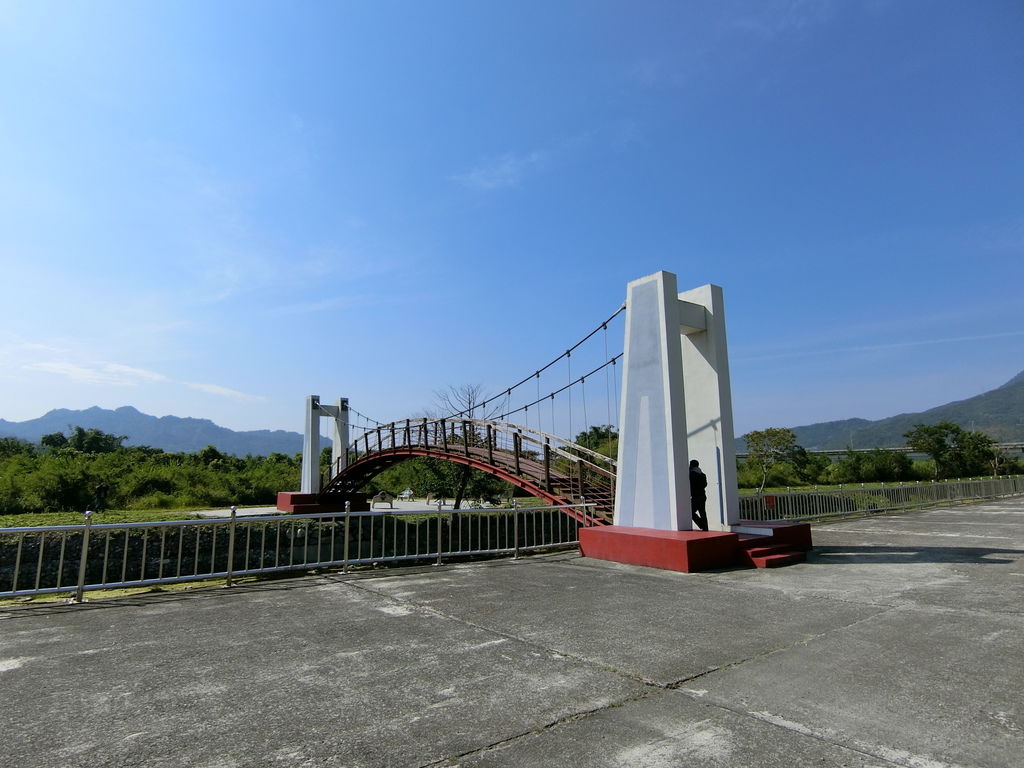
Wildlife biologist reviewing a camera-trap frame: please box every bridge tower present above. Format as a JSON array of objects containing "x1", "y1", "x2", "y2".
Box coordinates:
[
  {"x1": 583, "y1": 270, "x2": 810, "y2": 572},
  {"x1": 613, "y1": 270, "x2": 739, "y2": 532},
  {"x1": 300, "y1": 396, "x2": 349, "y2": 494}
]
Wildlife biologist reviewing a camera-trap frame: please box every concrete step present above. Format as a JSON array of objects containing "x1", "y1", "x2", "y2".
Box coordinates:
[
  {"x1": 735, "y1": 536, "x2": 807, "y2": 568},
  {"x1": 751, "y1": 551, "x2": 806, "y2": 568}
]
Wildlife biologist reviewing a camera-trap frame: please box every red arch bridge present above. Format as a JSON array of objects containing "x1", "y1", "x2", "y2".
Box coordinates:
[{"x1": 316, "y1": 417, "x2": 616, "y2": 524}]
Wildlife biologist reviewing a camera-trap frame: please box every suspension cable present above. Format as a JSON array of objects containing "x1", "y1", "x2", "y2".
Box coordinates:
[
  {"x1": 442, "y1": 303, "x2": 625, "y2": 419},
  {"x1": 496, "y1": 353, "x2": 623, "y2": 422}
]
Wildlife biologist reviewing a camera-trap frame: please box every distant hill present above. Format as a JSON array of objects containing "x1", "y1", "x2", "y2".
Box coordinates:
[
  {"x1": 0, "y1": 406, "x2": 305, "y2": 456},
  {"x1": 789, "y1": 370, "x2": 1024, "y2": 450}
]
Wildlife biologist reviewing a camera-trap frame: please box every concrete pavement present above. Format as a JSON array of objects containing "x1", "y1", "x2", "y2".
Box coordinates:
[{"x1": 2, "y1": 498, "x2": 1022, "y2": 767}]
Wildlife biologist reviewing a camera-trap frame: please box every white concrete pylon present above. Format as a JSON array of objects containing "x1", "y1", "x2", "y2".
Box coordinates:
[
  {"x1": 301, "y1": 395, "x2": 321, "y2": 494},
  {"x1": 679, "y1": 284, "x2": 739, "y2": 530},
  {"x1": 613, "y1": 271, "x2": 739, "y2": 531},
  {"x1": 300, "y1": 396, "x2": 351, "y2": 494}
]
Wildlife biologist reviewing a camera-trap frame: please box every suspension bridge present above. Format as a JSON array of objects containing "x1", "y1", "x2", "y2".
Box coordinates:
[
  {"x1": 278, "y1": 271, "x2": 812, "y2": 571},
  {"x1": 281, "y1": 301, "x2": 628, "y2": 523}
]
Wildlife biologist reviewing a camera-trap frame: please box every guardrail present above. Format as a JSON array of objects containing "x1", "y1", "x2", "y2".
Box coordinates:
[
  {"x1": 0, "y1": 503, "x2": 599, "y2": 602},
  {"x1": 740, "y1": 476, "x2": 1024, "y2": 522}
]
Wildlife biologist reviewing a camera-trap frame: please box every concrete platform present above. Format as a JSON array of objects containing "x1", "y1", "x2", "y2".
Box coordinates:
[{"x1": 2, "y1": 497, "x2": 1023, "y2": 767}]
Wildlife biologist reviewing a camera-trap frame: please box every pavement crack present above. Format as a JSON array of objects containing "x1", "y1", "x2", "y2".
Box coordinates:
[
  {"x1": 416, "y1": 690, "x2": 654, "y2": 768},
  {"x1": 671, "y1": 688, "x2": 967, "y2": 768}
]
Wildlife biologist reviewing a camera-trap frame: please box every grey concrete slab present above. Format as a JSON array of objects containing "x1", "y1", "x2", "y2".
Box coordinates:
[
  {"x1": 3, "y1": 496, "x2": 1023, "y2": 768},
  {"x1": 682, "y1": 605, "x2": 1024, "y2": 768},
  {"x1": 454, "y1": 689, "x2": 886, "y2": 768},
  {"x1": 362, "y1": 555, "x2": 885, "y2": 686},
  {"x1": 0, "y1": 579, "x2": 644, "y2": 768}
]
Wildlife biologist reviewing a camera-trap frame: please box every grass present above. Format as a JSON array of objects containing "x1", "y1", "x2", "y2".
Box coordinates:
[
  {"x1": 0, "y1": 575, "x2": 257, "y2": 607},
  {"x1": 0, "y1": 508, "x2": 205, "y2": 529},
  {"x1": 739, "y1": 476, "x2": 1010, "y2": 495}
]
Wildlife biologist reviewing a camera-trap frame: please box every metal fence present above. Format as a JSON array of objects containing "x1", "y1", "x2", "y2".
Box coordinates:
[
  {"x1": 740, "y1": 476, "x2": 1024, "y2": 522},
  {"x1": 0, "y1": 503, "x2": 598, "y2": 602}
]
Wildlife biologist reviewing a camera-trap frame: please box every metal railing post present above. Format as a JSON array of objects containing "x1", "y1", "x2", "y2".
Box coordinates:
[
  {"x1": 343, "y1": 501, "x2": 351, "y2": 573},
  {"x1": 436, "y1": 499, "x2": 444, "y2": 565},
  {"x1": 225, "y1": 505, "x2": 237, "y2": 587},
  {"x1": 73, "y1": 510, "x2": 93, "y2": 603},
  {"x1": 513, "y1": 501, "x2": 520, "y2": 560}
]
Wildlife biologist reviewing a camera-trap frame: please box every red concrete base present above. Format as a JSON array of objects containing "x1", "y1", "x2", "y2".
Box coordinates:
[
  {"x1": 579, "y1": 526, "x2": 739, "y2": 573},
  {"x1": 276, "y1": 492, "x2": 368, "y2": 514},
  {"x1": 736, "y1": 520, "x2": 813, "y2": 551},
  {"x1": 579, "y1": 522, "x2": 814, "y2": 572}
]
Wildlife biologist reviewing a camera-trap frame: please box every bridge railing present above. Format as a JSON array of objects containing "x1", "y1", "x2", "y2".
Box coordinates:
[
  {"x1": 740, "y1": 476, "x2": 1024, "y2": 521},
  {"x1": 0, "y1": 503, "x2": 600, "y2": 602},
  {"x1": 333, "y1": 418, "x2": 618, "y2": 512}
]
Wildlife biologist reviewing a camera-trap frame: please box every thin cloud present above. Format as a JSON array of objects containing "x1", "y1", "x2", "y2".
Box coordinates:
[
  {"x1": 185, "y1": 382, "x2": 266, "y2": 402},
  {"x1": 24, "y1": 361, "x2": 167, "y2": 386},
  {"x1": 269, "y1": 294, "x2": 381, "y2": 315},
  {"x1": 729, "y1": 0, "x2": 835, "y2": 37},
  {"x1": 104, "y1": 363, "x2": 167, "y2": 382},
  {"x1": 734, "y1": 330, "x2": 1024, "y2": 364},
  {"x1": 21, "y1": 355, "x2": 262, "y2": 403},
  {"x1": 452, "y1": 151, "x2": 544, "y2": 191}
]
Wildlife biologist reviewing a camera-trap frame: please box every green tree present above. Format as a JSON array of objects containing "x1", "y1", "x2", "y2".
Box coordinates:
[
  {"x1": 574, "y1": 425, "x2": 618, "y2": 458},
  {"x1": 67, "y1": 426, "x2": 126, "y2": 453},
  {"x1": 40, "y1": 432, "x2": 69, "y2": 451},
  {"x1": 904, "y1": 422, "x2": 995, "y2": 480},
  {"x1": 0, "y1": 437, "x2": 35, "y2": 458},
  {"x1": 742, "y1": 427, "x2": 798, "y2": 493}
]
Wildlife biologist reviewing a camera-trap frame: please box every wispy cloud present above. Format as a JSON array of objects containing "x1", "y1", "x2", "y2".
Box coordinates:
[
  {"x1": 24, "y1": 361, "x2": 167, "y2": 386},
  {"x1": 734, "y1": 330, "x2": 1024, "y2": 364},
  {"x1": 728, "y1": 0, "x2": 835, "y2": 37},
  {"x1": 452, "y1": 151, "x2": 544, "y2": 191},
  {"x1": 185, "y1": 382, "x2": 266, "y2": 402},
  {"x1": 269, "y1": 295, "x2": 376, "y2": 316},
  {"x1": 21, "y1": 352, "x2": 264, "y2": 403}
]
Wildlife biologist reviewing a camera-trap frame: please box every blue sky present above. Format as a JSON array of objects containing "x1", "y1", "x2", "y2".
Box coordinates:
[{"x1": 1, "y1": 1, "x2": 1021, "y2": 439}]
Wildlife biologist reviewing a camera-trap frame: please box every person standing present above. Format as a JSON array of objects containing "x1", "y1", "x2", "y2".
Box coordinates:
[{"x1": 689, "y1": 459, "x2": 708, "y2": 531}]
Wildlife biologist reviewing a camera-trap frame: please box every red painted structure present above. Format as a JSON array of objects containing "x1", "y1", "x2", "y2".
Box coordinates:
[
  {"x1": 313, "y1": 444, "x2": 613, "y2": 524},
  {"x1": 276, "y1": 415, "x2": 813, "y2": 571},
  {"x1": 579, "y1": 521, "x2": 811, "y2": 572}
]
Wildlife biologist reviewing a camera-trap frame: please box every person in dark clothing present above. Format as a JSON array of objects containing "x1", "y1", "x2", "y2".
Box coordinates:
[
  {"x1": 92, "y1": 481, "x2": 109, "y2": 513},
  {"x1": 689, "y1": 459, "x2": 709, "y2": 531}
]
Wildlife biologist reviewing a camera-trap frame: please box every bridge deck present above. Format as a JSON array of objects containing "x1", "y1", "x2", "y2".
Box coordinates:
[{"x1": 2, "y1": 498, "x2": 1022, "y2": 767}]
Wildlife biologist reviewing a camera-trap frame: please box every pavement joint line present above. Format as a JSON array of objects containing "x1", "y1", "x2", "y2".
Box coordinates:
[
  {"x1": 339, "y1": 575, "x2": 656, "y2": 684},
  {"x1": 416, "y1": 689, "x2": 657, "y2": 768},
  {"x1": 667, "y1": 687, "x2": 942, "y2": 768}
]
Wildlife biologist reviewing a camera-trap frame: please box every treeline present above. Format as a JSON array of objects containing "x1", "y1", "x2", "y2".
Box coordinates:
[
  {"x1": 366, "y1": 457, "x2": 514, "y2": 504},
  {"x1": 0, "y1": 429, "x2": 299, "y2": 515},
  {"x1": 738, "y1": 422, "x2": 1022, "y2": 491}
]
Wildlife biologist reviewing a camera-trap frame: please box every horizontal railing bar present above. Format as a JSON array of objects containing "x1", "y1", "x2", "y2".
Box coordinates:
[{"x1": 0, "y1": 504, "x2": 596, "y2": 600}]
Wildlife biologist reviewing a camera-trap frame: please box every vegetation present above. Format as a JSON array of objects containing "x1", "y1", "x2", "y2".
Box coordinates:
[
  {"x1": 574, "y1": 425, "x2": 618, "y2": 458},
  {"x1": 1, "y1": 416, "x2": 1018, "y2": 525},
  {"x1": 738, "y1": 422, "x2": 1018, "y2": 488},
  {"x1": 0, "y1": 431, "x2": 300, "y2": 517},
  {"x1": 741, "y1": 427, "x2": 799, "y2": 492},
  {"x1": 903, "y1": 422, "x2": 999, "y2": 480},
  {"x1": 363, "y1": 457, "x2": 513, "y2": 505}
]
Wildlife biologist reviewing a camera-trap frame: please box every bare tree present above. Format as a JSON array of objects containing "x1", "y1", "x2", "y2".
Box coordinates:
[{"x1": 432, "y1": 384, "x2": 503, "y2": 509}]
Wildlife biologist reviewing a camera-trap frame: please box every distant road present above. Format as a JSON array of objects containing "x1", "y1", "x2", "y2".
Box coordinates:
[{"x1": 737, "y1": 441, "x2": 1024, "y2": 460}]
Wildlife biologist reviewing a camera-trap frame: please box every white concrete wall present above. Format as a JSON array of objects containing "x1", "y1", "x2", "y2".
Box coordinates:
[
  {"x1": 613, "y1": 271, "x2": 692, "y2": 529},
  {"x1": 678, "y1": 284, "x2": 739, "y2": 530},
  {"x1": 613, "y1": 272, "x2": 739, "y2": 531}
]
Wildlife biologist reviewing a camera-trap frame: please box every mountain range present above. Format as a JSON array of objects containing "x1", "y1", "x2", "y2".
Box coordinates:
[
  {"x1": 0, "y1": 406, "x2": 305, "y2": 456},
  {"x1": 1, "y1": 369, "x2": 1022, "y2": 455},
  {"x1": 788, "y1": 369, "x2": 1024, "y2": 449}
]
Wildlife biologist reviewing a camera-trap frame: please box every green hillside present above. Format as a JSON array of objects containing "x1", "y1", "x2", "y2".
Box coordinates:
[{"x1": 790, "y1": 370, "x2": 1024, "y2": 449}]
